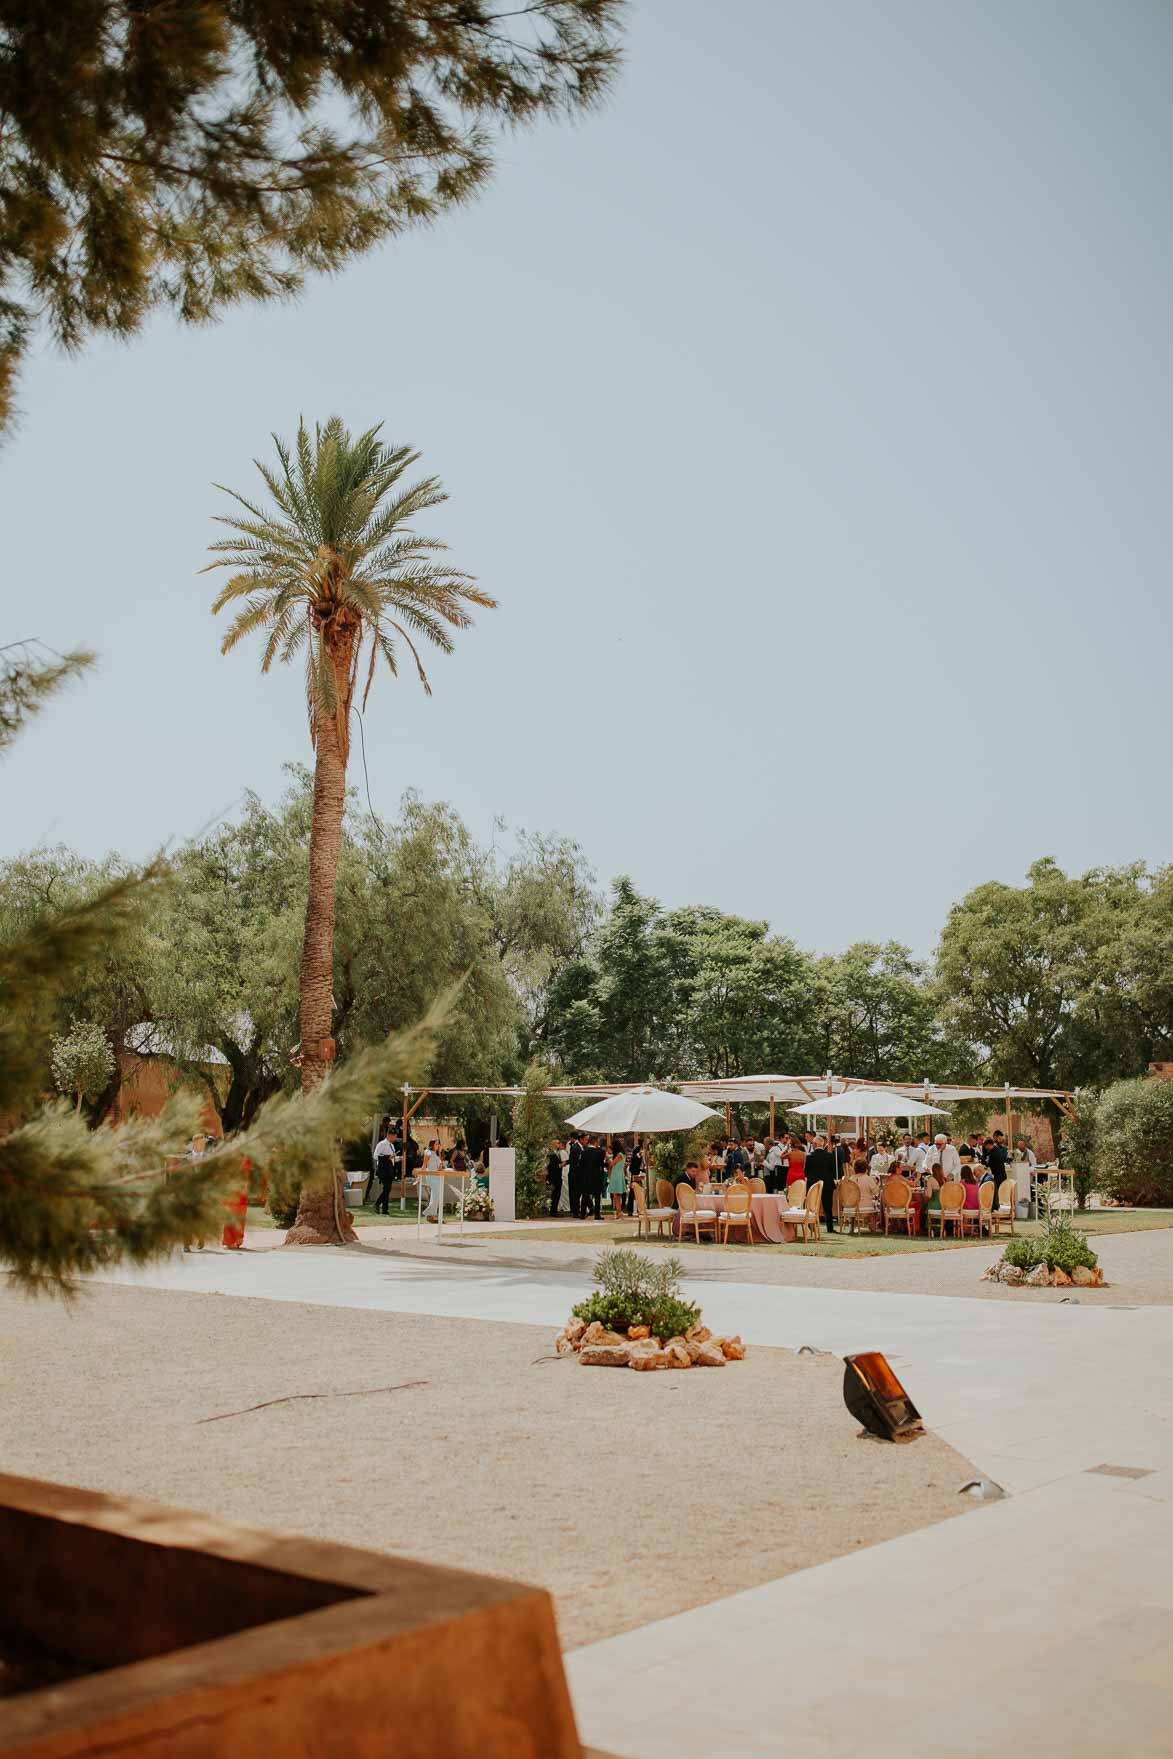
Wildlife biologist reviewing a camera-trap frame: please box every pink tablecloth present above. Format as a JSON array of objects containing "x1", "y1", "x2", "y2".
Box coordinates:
[{"x1": 674, "y1": 1189, "x2": 800, "y2": 1244}]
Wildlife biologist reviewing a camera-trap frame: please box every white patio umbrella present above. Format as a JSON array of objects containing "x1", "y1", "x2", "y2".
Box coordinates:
[
  {"x1": 566, "y1": 1086, "x2": 719, "y2": 1134},
  {"x1": 792, "y1": 1086, "x2": 950, "y2": 1119}
]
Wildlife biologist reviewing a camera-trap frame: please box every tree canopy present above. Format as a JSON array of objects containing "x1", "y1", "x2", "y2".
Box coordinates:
[{"x1": 0, "y1": 0, "x2": 624, "y2": 426}]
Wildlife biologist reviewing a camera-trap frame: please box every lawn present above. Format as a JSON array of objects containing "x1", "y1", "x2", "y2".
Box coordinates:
[
  {"x1": 489, "y1": 1209, "x2": 1173, "y2": 1258},
  {"x1": 245, "y1": 1203, "x2": 426, "y2": 1230}
]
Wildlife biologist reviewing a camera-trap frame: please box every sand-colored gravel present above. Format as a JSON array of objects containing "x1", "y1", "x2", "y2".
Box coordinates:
[{"x1": 1, "y1": 1280, "x2": 978, "y2": 1648}]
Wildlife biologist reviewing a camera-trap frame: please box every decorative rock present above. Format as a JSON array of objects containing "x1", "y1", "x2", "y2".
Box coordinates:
[
  {"x1": 629, "y1": 1348, "x2": 672, "y2": 1371},
  {"x1": 1026, "y1": 1263, "x2": 1051, "y2": 1287},
  {"x1": 716, "y1": 1335, "x2": 746, "y2": 1360},
  {"x1": 554, "y1": 1332, "x2": 576, "y2": 1355},
  {"x1": 686, "y1": 1323, "x2": 712, "y2": 1344},
  {"x1": 694, "y1": 1342, "x2": 728, "y2": 1368},
  {"x1": 664, "y1": 1339, "x2": 692, "y2": 1369},
  {"x1": 565, "y1": 1319, "x2": 587, "y2": 1345},
  {"x1": 579, "y1": 1343, "x2": 633, "y2": 1367},
  {"x1": 982, "y1": 1264, "x2": 1001, "y2": 1282},
  {"x1": 1000, "y1": 1264, "x2": 1025, "y2": 1285},
  {"x1": 628, "y1": 1324, "x2": 651, "y2": 1339},
  {"x1": 1072, "y1": 1265, "x2": 1098, "y2": 1287},
  {"x1": 581, "y1": 1321, "x2": 607, "y2": 1346},
  {"x1": 1051, "y1": 1265, "x2": 1071, "y2": 1286}
]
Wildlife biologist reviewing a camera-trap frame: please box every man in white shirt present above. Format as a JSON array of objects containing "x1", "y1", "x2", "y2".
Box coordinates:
[
  {"x1": 931, "y1": 1132, "x2": 961, "y2": 1181},
  {"x1": 764, "y1": 1138, "x2": 785, "y2": 1192},
  {"x1": 869, "y1": 1144, "x2": 891, "y2": 1180},
  {"x1": 1015, "y1": 1138, "x2": 1038, "y2": 1169},
  {"x1": 371, "y1": 1125, "x2": 397, "y2": 1215}
]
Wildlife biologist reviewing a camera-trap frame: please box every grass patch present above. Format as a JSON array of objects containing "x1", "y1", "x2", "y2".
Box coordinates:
[{"x1": 487, "y1": 1208, "x2": 1173, "y2": 1257}]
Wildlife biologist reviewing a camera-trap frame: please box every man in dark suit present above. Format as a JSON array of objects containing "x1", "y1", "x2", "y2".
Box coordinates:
[
  {"x1": 581, "y1": 1135, "x2": 606, "y2": 1220},
  {"x1": 986, "y1": 1130, "x2": 1011, "y2": 1214},
  {"x1": 567, "y1": 1133, "x2": 584, "y2": 1218},
  {"x1": 546, "y1": 1139, "x2": 564, "y2": 1217},
  {"x1": 803, "y1": 1134, "x2": 837, "y2": 1234}
]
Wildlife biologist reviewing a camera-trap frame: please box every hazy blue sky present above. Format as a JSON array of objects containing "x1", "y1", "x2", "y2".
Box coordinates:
[{"x1": 5, "y1": 0, "x2": 1172, "y2": 955}]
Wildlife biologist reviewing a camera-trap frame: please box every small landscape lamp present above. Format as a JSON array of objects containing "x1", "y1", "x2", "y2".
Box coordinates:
[{"x1": 843, "y1": 1351, "x2": 923, "y2": 1443}]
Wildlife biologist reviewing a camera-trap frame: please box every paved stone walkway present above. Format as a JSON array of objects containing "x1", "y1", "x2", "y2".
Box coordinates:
[{"x1": 90, "y1": 1231, "x2": 1173, "y2": 1756}]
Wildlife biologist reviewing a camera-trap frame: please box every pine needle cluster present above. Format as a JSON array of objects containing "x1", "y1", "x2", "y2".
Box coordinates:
[
  {"x1": 0, "y1": 0, "x2": 625, "y2": 426},
  {"x1": 0, "y1": 651, "x2": 442, "y2": 1295}
]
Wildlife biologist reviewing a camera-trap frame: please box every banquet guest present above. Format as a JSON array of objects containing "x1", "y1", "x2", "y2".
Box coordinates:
[
  {"x1": 869, "y1": 1143, "x2": 891, "y2": 1181},
  {"x1": 831, "y1": 1134, "x2": 851, "y2": 1184},
  {"x1": 960, "y1": 1163, "x2": 981, "y2": 1221},
  {"x1": 1015, "y1": 1137, "x2": 1038, "y2": 1169},
  {"x1": 764, "y1": 1137, "x2": 785, "y2": 1192},
  {"x1": 804, "y1": 1134, "x2": 836, "y2": 1233},
  {"x1": 422, "y1": 1139, "x2": 443, "y2": 1223},
  {"x1": 626, "y1": 1139, "x2": 645, "y2": 1214},
  {"x1": 895, "y1": 1133, "x2": 916, "y2": 1167},
  {"x1": 608, "y1": 1143, "x2": 627, "y2": 1219},
  {"x1": 547, "y1": 1138, "x2": 564, "y2": 1216},
  {"x1": 680, "y1": 1161, "x2": 700, "y2": 1191},
  {"x1": 852, "y1": 1156, "x2": 880, "y2": 1232},
  {"x1": 986, "y1": 1131, "x2": 1011, "y2": 1211},
  {"x1": 786, "y1": 1137, "x2": 806, "y2": 1188},
  {"x1": 583, "y1": 1135, "x2": 607, "y2": 1220},
  {"x1": 928, "y1": 1133, "x2": 960, "y2": 1181},
  {"x1": 568, "y1": 1132, "x2": 584, "y2": 1218}
]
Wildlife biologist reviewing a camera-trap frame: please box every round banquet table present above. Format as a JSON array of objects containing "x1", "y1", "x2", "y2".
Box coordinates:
[{"x1": 674, "y1": 1188, "x2": 800, "y2": 1244}]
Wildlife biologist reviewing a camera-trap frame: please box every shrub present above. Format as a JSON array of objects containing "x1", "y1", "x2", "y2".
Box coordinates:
[
  {"x1": 1092, "y1": 1078, "x2": 1173, "y2": 1207},
  {"x1": 1002, "y1": 1236, "x2": 1045, "y2": 1272},
  {"x1": 571, "y1": 1247, "x2": 701, "y2": 1339},
  {"x1": 1002, "y1": 1214, "x2": 1097, "y2": 1276}
]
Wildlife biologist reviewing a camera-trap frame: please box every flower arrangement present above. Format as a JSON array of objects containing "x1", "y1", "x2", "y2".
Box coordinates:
[{"x1": 459, "y1": 1180, "x2": 494, "y2": 1221}]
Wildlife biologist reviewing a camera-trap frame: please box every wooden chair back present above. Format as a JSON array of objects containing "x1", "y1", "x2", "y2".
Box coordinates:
[
  {"x1": 885, "y1": 1175, "x2": 911, "y2": 1210},
  {"x1": 804, "y1": 1180, "x2": 823, "y2": 1218},
  {"x1": 939, "y1": 1182, "x2": 965, "y2": 1213},
  {"x1": 978, "y1": 1181, "x2": 995, "y2": 1213},
  {"x1": 787, "y1": 1180, "x2": 807, "y2": 1207},
  {"x1": 725, "y1": 1184, "x2": 751, "y2": 1217},
  {"x1": 676, "y1": 1183, "x2": 699, "y2": 1215},
  {"x1": 839, "y1": 1178, "x2": 860, "y2": 1211},
  {"x1": 632, "y1": 1181, "x2": 649, "y2": 1218},
  {"x1": 748, "y1": 1176, "x2": 766, "y2": 1194},
  {"x1": 656, "y1": 1179, "x2": 676, "y2": 1210}
]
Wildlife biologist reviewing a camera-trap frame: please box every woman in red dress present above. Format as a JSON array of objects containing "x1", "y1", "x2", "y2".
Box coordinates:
[
  {"x1": 786, "y1": 1136, "x2": 806, "y2": 1188},
  {"x1": 221, "y1": 1156, "x2": 252, "y2": 1249}
]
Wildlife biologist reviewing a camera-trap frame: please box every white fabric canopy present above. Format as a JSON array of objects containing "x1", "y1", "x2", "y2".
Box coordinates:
[
  {"x1": 792, "y1": 1086, "x2": 949, "y2": 1119},
  {"x1": 566, "y1": 1086, "x2": 718, "y2": 1134}
]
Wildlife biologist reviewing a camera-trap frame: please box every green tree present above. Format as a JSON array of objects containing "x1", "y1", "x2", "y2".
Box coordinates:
[
  {"x1": 511, "y1": 1059, "x2": 561, "y2": 1219},
  {"x1": 0, "y1": 1, "x2": 623, "y2": 426},
  {"x1": 207, "y1": 415, "x2": 495, "y2": 1244},
  {"x1": 1092, "y1": 1077, "x2": 1173, "y2": 1207},
  {"x1": 50, "y1": 1020, "x2": 115, "y2": 1113},
  {"x1": 814, "y1": 941, "x2": 969, "y2": 1084}
]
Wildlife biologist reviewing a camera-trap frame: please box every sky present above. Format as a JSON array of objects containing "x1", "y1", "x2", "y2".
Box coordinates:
[{"x1": 5, "y1": 0, "x2": 1172, "y2": 957}]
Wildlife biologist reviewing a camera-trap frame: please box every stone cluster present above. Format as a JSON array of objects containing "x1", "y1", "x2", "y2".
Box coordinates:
[
  {"x1": 982, "y1": 1259, "x2": 1104, "y2": 1287},
  {"x1": 553, "y1": 1317, "x2": 746, "y2": 1370}
]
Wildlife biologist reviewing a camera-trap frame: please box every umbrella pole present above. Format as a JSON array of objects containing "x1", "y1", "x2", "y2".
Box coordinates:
[{"x1": 769, "y1": 1097, "x2": 775, "y2": 1138}]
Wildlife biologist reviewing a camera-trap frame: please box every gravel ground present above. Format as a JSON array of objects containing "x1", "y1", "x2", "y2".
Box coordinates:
[
  {"x1": 0, "y1": 1281, "x2": 976, "y2": 1648},
  {"x1": 380, "y1": 1223, "x2": 1173, "y2": 1306}
]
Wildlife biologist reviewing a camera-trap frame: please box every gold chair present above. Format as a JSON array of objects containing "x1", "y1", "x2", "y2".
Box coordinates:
[
  {"x1": 676, "y1": 1182, "x2": 718, "y2": 1244},
  {"x1": 883, "y1": 1175, "x2": 915, "y2": 1236},
  {"x1": 802, "y1": 1180, "x2": 823, "y2": 1242},
  {"x1": 721, "y1": 1183, "x2": 754, "y2": 1246},
  {"x1": 838, "y1": 1177, "x2": 861, "y2": 1235},
  {"x1": 632, "y1": 1179, "x2": 675, "y2": 1241},
  {"x1": 932, "y1": 1181, "x2": 965, "y2": 1239},
  {"x1": 656, "y1": 1178, "x2": 677, "y2": 1211},
  {"x1": 748, "y1": 1176, "x2": 767, "y2": 1194},
  {"x1": 975, "y1": 1181, "x2": 995, "y2": 1238},
  {"x1": 993, "y1": 1177, "x2": 1017, "y2": 1236},
  {"x1": 787, "y1": 1179, "x2": 807, "y2": 1207}
]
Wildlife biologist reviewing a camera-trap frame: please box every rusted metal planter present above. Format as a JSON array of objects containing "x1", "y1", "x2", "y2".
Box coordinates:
[{"x1": 0, "y1": 1473, "x2": 584, "y2": 1758}]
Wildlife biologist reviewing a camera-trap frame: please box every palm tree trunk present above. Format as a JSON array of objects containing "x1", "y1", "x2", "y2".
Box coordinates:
[{"x1": 284, "y1": 627, "x2": 358, "y2": 1247}]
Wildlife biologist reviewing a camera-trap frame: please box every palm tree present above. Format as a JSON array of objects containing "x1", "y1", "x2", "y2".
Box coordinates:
[{"x1": 206, "y1": 416, "x2": 496, "y2": 1243}]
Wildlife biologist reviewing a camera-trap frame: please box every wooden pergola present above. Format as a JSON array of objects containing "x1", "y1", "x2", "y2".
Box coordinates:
[{"x1": 399, "y1": 1074, "x2": 1075, "y2": 1150}]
